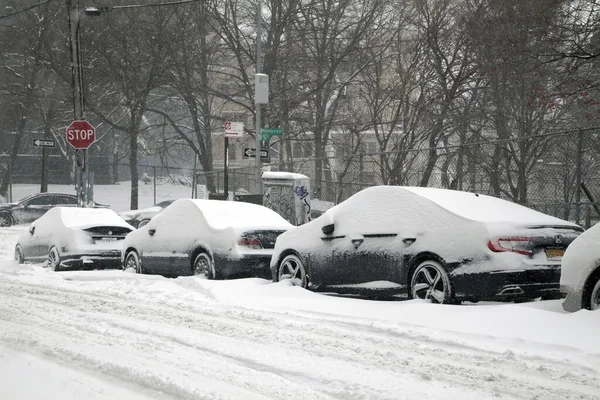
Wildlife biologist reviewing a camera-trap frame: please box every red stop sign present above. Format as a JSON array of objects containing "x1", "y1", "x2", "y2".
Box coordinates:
[{"x1": 66, "y1": 120, "x2": 95, "y2": 149}]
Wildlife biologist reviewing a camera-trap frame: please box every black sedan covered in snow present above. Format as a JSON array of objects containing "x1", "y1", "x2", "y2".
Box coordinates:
[
  {"x1": 122, "y1": 199, "x2": 293, "y2": 278},
  {"x1": 0, "y1": 192, "x2": 109, "y2": 227},
  {"x1": 270, "y1": 186, "x2": 583, "y2": 303},
  {"x1": 15, "y1": 207, "x2": 134, "y2": 271}
]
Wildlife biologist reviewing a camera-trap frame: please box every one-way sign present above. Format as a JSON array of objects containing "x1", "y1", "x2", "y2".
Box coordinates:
[
  {"x1": 243, "y1": 147, "x2": 269, "y2": 160},
  {"x1": 32, "y1": 138, "x2": 56, "y2": 148}
]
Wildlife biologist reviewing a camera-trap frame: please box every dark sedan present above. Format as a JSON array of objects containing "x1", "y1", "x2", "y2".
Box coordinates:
[
  {"x1": 118, "y1": 199, "x2": 175, "y2": 228},
  {"x1": 0, "y1": 193, "x2": 109, "y2": 227},
  {"x1": 270, "y1": 186, "x2": 583, "y2": 303},
  {"x1": 122, "y1": 199, "x2": 292, "y2": 278}
]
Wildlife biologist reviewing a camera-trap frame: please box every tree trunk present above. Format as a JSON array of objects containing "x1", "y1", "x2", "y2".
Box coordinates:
[{"x1": 129, "y1": 124, "x2": 139, "y2": 210}]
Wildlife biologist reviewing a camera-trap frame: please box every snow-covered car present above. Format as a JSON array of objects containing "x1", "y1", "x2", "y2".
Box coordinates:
[
  {"x1": 560, "y1": 222, "x2": 600, "y2": 311},
  {"x1": 270, "y1": 186, "x2": 583, "y2": 303},
  {"x1": 121, "y1": 199, "x2": 293, "y2": 278},
  {"x1": 14, "y1": 207, "x2": 134, "y2": 271},
  {"x1": 0, "y1": 192, "x2": 109, "y2": 227},
  {"x1": 118, "y1": 199, "x2": 175, "y2": 228}
]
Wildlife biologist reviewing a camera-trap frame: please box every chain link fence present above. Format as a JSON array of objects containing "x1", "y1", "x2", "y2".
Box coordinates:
[
  {"x1": 193, "y1": 129, "x2": 600, "y2": 226},
  {"x1": 126, "y1": 128, "x2": 600, "y2": 227}
]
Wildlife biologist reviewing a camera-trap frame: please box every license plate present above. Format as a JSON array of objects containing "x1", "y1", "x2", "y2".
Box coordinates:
[
  {"x1": 545, "y1": 248, "x2": 564, "y2": 260},
  {"x1": 100, "y1": 237, "x2": 118, "y2": 242}
]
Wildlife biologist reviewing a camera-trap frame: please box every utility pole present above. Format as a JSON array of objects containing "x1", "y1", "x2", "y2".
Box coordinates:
[
  {"x1": 574, "y1": 128, "x2": 584, "y2": 225},
  {"x1": 67, "y1": 0, "x2": 89, "y2": 207},
  {"x1": 255, "y1": 0, "x2": 262, "y2": 191}
]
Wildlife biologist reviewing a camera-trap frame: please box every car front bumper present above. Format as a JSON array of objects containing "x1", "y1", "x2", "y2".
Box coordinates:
[{"x1": 450, "y1": 265, "x2": 563, "y2": 301}]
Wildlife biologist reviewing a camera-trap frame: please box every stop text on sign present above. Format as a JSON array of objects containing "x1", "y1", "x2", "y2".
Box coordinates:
[
  {"x1": 66, "y1": 120, "x2": 96, "y2": 149},
  {"x1": 67, "y1": 129, "x2": 94, "y2": 141}
]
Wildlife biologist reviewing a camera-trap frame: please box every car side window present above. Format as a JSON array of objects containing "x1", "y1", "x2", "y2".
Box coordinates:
[
  {"x1": 24, "y1": 195, "x2": 53, "y2": 206},
  {"x1": 54, "y1": 195, "x2": 77, "y2": 206}
]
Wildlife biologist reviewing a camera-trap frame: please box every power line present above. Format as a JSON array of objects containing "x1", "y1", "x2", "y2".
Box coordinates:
[
  {"x1": 88, "y1": 0, "x2": 202, "y2": 13},
  {"x1": 0, "y1": 0, "x2": 56, "y2": 20}
]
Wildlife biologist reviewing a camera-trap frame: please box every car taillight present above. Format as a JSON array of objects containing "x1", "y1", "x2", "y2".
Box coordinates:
[
  {"x1": 487, "y1": 237, "x2": 532, "y2": 256},
  {"x1": 238, "y1": 236, "x2": 262, "y2": 249}
]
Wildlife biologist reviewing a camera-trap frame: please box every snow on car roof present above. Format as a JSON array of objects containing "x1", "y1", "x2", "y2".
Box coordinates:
[
  {"x1": 262, "y1": 171, "x2": 309, "y2": 180},
  {"x1": 55, "y1": 207, "x2": 133, "y2": 229},
  {"x1": 185, "y1": 199, "x2": 293, "y2": 230},
  {"x1": 402, "y1": 186, "x2": 578, "y2": 227}
]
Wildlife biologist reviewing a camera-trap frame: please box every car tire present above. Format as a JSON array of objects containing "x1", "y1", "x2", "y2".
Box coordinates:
[
  {"x1": 47, "y1": 246, "x2": 61, "y2": 271},
  {"x1": 14, "y1": 245, "x2": 24, "y2": 264},
  {"x1": 137, "y1": 219, "x2": 150, "y2": 228},
  {"x1": 410, "y1": 260, "x2": 453, "y2": 304},
  {"x1": 124, "y1": 251, "x2": 142, "y2": 274},
  {"x1": 0, "y1": 212, "x2": 14, "y2": 227},
  {"x1": 278, "y1": 254, "x2": 308, "y2": 288},
  {"x1": 193, "y1": 252, "x2": 217, "y2": 279},
  {"x1": 584, "y1": 273, "x2": 600, "y2": 310}
]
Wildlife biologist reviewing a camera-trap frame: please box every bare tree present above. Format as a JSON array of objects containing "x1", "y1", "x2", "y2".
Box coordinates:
[{"x1": 84, "y1": 6, "x2": 171, "y2": 209}]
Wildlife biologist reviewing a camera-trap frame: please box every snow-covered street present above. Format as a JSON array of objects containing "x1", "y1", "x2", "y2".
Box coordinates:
[{"x1": 0, "y1": 223, "x2": 599, "y2": 399}]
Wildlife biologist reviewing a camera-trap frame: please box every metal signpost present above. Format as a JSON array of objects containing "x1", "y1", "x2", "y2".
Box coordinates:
[
  {"x1": 223, "y1": 121, "x2": 244, "y2": 199},
  {"x1": 33, "y1": 139, "x2": 56, "y2": 193}
]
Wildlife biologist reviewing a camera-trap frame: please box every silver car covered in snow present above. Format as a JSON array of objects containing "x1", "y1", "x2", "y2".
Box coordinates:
[{"x1": 15, "y1": 207, "x2": 134, "y2": 271}]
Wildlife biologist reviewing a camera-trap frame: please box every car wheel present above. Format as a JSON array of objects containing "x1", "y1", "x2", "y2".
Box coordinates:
[
  {"x1": 137, "y1": 219, "x2": 150, "y2": 228},
  {"x1": 47, "y1": 246, "x2": 61, "y2": 271},
  {"x1": 410, "y1": 260, "x2": 453, "y2": 304},
  {"x1": 0, "y1": 212, "x2": 14, "y2": 227},
  {"x1": 14, "y1": 245, "x2": 24, "y2": 264},
  {"x1": 193, "y1": 252, "x2": 217, "y2": 279},
  {"x1": 124, "y1": 251, "x2": 142, "y2": 274},
  {"x1": 278, "y1": 254, "x2": 308, "y2": 288},
  {"x1": 586, "y1": 274, "x2": 600, "y2": 310}
]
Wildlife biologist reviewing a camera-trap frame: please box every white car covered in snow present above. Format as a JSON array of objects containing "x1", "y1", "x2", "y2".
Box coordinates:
[
  {"x1": 270, "y1": 186, "x2": 583, "y2": 303},
  {"x1": 561, "y1": 222, "x2": 600, "y2": 311},
  {"x1": 121, "y1": 199, "x2": 293, "y2": 278},
  {"x1": 14, "y1": 207, "x2": 134, "y2": 271}
]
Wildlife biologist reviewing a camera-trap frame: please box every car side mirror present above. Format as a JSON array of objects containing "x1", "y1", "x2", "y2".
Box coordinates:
[
  {"x1": 321, "y1": 223, "x2": 334, "y2": 235},
  {"x1": 148, "y1": 229, "x2": 156, "y2": 236},
  {"x1": 28, "y1": 223, "x2": 35, "y2": 235}
]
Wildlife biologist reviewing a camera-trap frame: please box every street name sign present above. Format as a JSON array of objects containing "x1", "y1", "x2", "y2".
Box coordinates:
[
  {"x1": 66, "y1": 120, "x2": 95, "y2": 149},
  {"x1": 32, "y1": 139, "x2": 55, "y2": 148},
  {"x1": 259, "y1": 127, "x2": 283, "y2": 141}
]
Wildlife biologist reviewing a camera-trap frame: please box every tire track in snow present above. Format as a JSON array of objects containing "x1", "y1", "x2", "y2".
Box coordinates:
[{"x1": 1, "y1": 277, "x2": 599, "y2": 400}]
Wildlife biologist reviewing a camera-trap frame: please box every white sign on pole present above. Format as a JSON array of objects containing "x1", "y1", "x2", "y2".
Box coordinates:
[
  {"x1": 196, "y1": 184, "x2": 208, "y2": 200},
  {"x1": 224, "y1": 121, "x2": 244, "y2": 138}
]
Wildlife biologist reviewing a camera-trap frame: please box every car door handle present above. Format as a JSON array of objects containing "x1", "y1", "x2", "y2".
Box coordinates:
[
  {"x1": 403, "y1": 238, "x2": 416, "y2": 245},
  {"x1": 351, "y1": 238, "x2": 364, "y2": 249},
  {"x1": 148, "y1": 229, "x2": 156, "y2": 236}
]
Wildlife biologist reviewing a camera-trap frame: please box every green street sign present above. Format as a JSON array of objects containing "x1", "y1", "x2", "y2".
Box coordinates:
[
  {"x1": 260, "y1": 127, "x2": 283, "y2": 141},
  {"x1": 261, "y1": 128, "x2": 283, "y2": 136}
]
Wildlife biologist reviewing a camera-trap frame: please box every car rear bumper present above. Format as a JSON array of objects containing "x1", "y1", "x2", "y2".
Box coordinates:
[
  {"x1": 216, "y1": 254, "x2": 272, "y2": 279},
  {"x1": 450, "y1": 266, "x2": 563, "y2": 301},
  {"x1": 60, "y1": 251, "x2": 122, "y2": 270}
]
